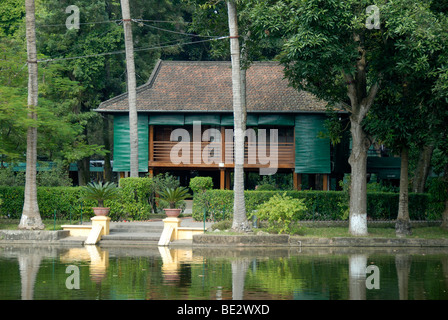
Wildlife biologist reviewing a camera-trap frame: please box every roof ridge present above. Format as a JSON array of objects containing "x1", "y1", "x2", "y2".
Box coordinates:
[
  {"x1": 98, "y1": 59, "x2": 163, "y2": 109},
  {"x1": 160, "y1": 60, "x2": 281, "y2": 65}
]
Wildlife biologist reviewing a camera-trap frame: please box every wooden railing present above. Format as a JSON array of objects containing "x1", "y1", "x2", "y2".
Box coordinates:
[{"x1": 151, "y1": 141, "x2": 294, "y2": 167}]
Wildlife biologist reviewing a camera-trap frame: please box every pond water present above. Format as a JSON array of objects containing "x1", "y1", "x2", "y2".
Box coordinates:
[{"x1": 0, "y1": 245, "x2": 447, "y2": 300}]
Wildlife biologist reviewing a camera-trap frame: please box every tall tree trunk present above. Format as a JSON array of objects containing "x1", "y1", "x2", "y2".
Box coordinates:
[
  {"x1": 348, "y1": 119, "x2": 370, "y2": 236},
  {"x1": 441, "y1": 164, "x2": 448, "y2": 230},
  {"x1": 344, "y1": 47, "x2": 379, "y2": 236},
  {"x1": 19, "y1": 0, "x2": 44, "y2": 230},
  {"x1": 412, "y1": 144, "x2": 434, "y2": 193},
  {"x1": 442, "y1": 199, "x2": 448, "y2": 230},
  {"x1": 227, "y1": 0, "x2": 250, "y2": 232},
  {"x1": 103, "y1": 114, "x2": 112, "y2": 182},
  {"x1": 77, "y1": 157, "x2": 90, "y2": 186},
  {"x1": 396, "y1": 147, "x2": 412, "y2": 237},
  {"x1": 121, "y1": 0, "x2": 139, "y2": 178}
]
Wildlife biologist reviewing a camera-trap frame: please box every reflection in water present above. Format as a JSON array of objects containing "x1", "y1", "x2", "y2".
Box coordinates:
[
  {"x1": 348, "y1": 254, "x2": 367, "y2": 300},
  {"x1": 231, "y1": 259, "x2": 250, "y2": 300},
  {"x1": 18, "y1": 251, "x2": 42, "y2": 300},
  {"x1": 1, "y1": 245, "x2": 448, "y2": 300},
  {"x1": 396, "y1": 254, "x2": 412, "y2": 300},
  {"x1": 60, "y1": 246, "x2": 109, "y2": 284}
]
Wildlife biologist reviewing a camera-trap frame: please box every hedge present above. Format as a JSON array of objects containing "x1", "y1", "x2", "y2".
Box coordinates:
[
  {"x1": 0, "y1": 177, "x2": 155, "y2": 221},
  {"x1": 192, "y1": 190, "x2": 443, "y2": 222},
  {"x1": 0, "y1": 186, "x2": 92, "y2": 220},
  {"x1": 1, "y1": 186, "x2": 442, "y2": 223}
]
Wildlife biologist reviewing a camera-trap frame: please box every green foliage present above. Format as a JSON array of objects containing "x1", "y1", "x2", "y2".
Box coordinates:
[
  {"x1": 255, "y1": 184, "x2": 277, "y2": 191},
  {"x1": 189, "y1": 176, "x2": 213, "y2": 194},
  {"x1": 0, "y1": 186, "x2": 91, "y2": 220},
  {"x1": 152, "y1": 172, "x2": 180, "y2": 194},
  {"x1": 118, "y1": 177, "x2": 154, "y2": 220},
  {"x1": 256, "y1": 193, "x2": 307, "y2": 234},
  {"x1": 0, "y1": 167, "x2": 25, "y2": 187},
  {"x1": 158, "y1": 187, "x2": 191, "y2": 209},
  {"x1": 83, "y1": 181, "x2": 118, "y2": 207},
  {"x1": 255, "y1": 175, "x2": 278, "y2": 190},
  {"x1": 36, "y1": 164, "x2": 73, "y2": 187},
  {"x1": 193, "y1": 189, "x2": 443, "y2": 222},
  {"x1": 0, "y1": 165, "x2": 72, "y2": 187},
  {"x1": 152, "y1": 173, "x2": 184, "y2": 213},
  {"x1": 427, "y1": 177, "x2": 448, "y2": 219}
]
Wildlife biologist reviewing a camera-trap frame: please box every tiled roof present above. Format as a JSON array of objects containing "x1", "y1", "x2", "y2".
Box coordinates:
[{"x1": 96, "y1": 60, "x2": 327, "y2": 113}]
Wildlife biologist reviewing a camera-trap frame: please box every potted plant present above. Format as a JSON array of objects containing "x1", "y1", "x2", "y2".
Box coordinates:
[
  {"x1": 83, "y1": 181, "x2": 118, "y2": 216},
  {"x1": 158, "y1": 187, "x2": 191, "y2": 217}
]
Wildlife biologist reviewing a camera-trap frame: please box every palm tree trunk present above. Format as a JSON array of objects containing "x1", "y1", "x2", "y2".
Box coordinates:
[
  {"x1": 19, "y1": 0, "x2": 44, "y2": 230},
  {"x1": 121, "y1": 0, "x2": 139, "y2": 178},
  {"x1": 227, "y1": 0, "x2": 250, "y2": 232}
]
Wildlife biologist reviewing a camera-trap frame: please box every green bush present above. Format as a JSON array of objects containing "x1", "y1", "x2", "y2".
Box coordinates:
[
  {"x1": 192, "y1": 189, "x2": 443, "y2": 222},
  {"x1": 256, "y1": 193, "x2": 307, "y2": 234},
  {"x1": 0, "y1": 182, "x2": 153, "y2": 221},
  {"x1": 119, "y1": 177, "x2": 153, "y2": 219},
  {"x1": 427, "y1": 177, "x2": 448, "y2": 220},
  {"x1": 0, "y1": 186, "x2": 92, "y2": 220},
  {"x1": 0, "y1": 165, "x2": 73, "y2": 187},
  {"x1": 189, "y1": 176, "x2": 213, "y2": 194}
]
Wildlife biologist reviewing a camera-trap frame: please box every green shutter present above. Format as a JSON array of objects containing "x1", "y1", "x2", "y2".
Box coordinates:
[
  {"x1": 185, "y1": 114, "x2": 221, "y2": 125},
  {"x1": 294, "y1": 114, "x2": 331, "y2": 174},
  {"x1": 220, "y1": 114, "x2": 234, "y2": 126},
  {"x1": 220, "y1": 114, "x2": 258, "y2": 126},
  {"x1": 258, "y1": 114, "x2": 295, "y2": 126},
  {"x1": 113, "y1": 114, "x2": 148, "y2": 172},
  {"x1": 148, "y1": 114, "x2": 184, "y2": 125}
]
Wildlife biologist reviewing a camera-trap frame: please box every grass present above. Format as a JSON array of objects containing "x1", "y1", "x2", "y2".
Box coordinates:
[
  {"x1": 299, "y1": 226, "x2": 448, "y2": 239},
  {"x1": 209, "y1": 219, "x2": 448, "y2": 239},
  {"x1": 0, "y1": 218, "x2": 81, "y2": 231}
]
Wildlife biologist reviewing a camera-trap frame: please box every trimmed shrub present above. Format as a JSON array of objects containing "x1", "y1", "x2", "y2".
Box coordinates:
[
  {"x1": 0, "y1": 186, "x2": 92, "y2": 220},
  {"x1": 119, "y1": 177, "x2": 153, "y2": 220},
  {"x1": 189, "y1": 176, "x2": 213, "y2": 194},
  {"x1": 0, "y1": 179, "x2": 154, "y2": 221},
  {"x1": 192, "y1": 189, "x2": 443, "y2": 222}
]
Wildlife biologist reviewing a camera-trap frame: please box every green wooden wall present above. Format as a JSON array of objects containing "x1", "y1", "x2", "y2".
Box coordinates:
[
  {"x1": 113, "y1": 114, "x2": 149, "y2": 172},
  {"x1": 294, "y1": 114, "x2": 331, "y2": 174}
]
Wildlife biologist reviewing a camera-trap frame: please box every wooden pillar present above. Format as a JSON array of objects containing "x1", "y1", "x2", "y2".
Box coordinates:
[
  {"x1": 221, "y1": 126, "x2": 225, "y2": 164},
  {"x1": 220, "y1": 169, "x2": 225, "y2": 190},
  {"x1": 293, "y1": 172, "x2": 302, "y2": 191},
  {"x1": 149, "y1": 125, "x2": 154, "y2": 162},
  {"x1": 148, "y1": 167, "x2": 154, "y2": 178},
  {"x1": 225, "y1": 170, "x2": 231, "y2": 190},
  {"x1": 323, "y1": 174, "x2": 328, "y2": 191}
]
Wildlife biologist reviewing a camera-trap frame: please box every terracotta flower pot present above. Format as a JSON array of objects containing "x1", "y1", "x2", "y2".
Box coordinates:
[
  {"x1": 164, "y1": 208, "x2": 181, "y2": 218},
  {"x1": 92, "y1": 207, "x2": 110, "y2": 216}
]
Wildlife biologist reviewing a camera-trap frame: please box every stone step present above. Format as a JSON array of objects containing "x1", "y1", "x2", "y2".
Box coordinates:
[
  {"x1": 58, "y1": 236, "x2": 86, "y2": 246},
  {"x1": 109, "y1": 224, "x2": 164, "y2": 233},
  {"x1": 100, "y1": 232, "x2": 161, "y2": 242},
  {"x1": 98, "y1": 240, "x2": 159, "y2": 246}
]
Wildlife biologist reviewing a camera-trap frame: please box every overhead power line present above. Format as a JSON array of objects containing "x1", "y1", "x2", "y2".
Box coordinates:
[
  {"x1": 37, "y1": 36, "x2": 229, "y2": 63},
  {"x1": 133, "y1": 19, "x2": 220, "y2": 38}
]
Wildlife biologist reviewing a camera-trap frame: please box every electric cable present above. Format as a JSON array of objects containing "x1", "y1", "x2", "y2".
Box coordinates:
[{"x1": 37, "y1": 36, "x2": 229, "y2": 63}]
